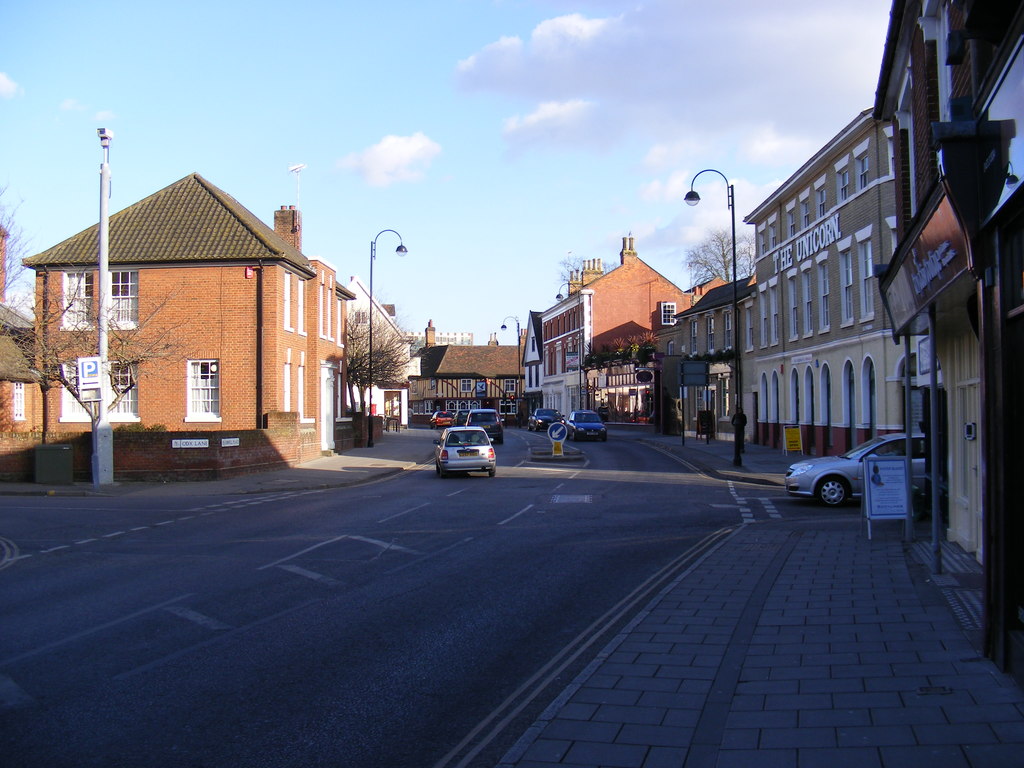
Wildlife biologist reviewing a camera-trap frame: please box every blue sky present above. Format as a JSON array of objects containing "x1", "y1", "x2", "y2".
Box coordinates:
[{"x1": 2, "y1": 0, "x2": 892, "y2": 346}]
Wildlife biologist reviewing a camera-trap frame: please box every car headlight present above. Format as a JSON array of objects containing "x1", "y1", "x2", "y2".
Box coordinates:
[{"x1": 788, "y1": 463, "x2": 812, "y2": 477}]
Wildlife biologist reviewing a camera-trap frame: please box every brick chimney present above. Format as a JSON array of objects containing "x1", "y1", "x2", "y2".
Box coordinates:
[
  {"x1": 425, "y1": 319, "x2": 436, "y2": 348},
  {"x1": 620, "y1": 235, "x2": 637, "y2": 265},
  {"x1": 274, "y1": 205, "x2": 302, "y2": 251},
  {"x1": 488, "y1": 332, "x2": 498, "y2": 346}
]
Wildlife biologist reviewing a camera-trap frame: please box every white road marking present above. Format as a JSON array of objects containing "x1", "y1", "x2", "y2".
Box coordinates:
[
  {"x1": 0, "y1": 674, "x2": 35, "y2": 710},
  {"x1": 348, "y1": 535, "x2": 422, "y2": 555},
  {"x1": 164, "y1": 606, "x2": 234, "y2": 631},
  {"x1": 278, "y1": 564, "x2": 342, "y2": 586},
  {"x1": 499, "y1": 505, "x2": 534, "y2": 526},
  {"x1": 257, "y1": 535, "x2": 349, "y2": 571},
  {"x1": 377, "y1": 502, "x2": 430, "y2": 523}
]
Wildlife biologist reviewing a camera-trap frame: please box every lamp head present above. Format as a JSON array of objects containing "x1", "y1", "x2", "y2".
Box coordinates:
[
  {"x1": 684, "y1": 190, "x2": 701, "y2": 206},
  {"x1": 395, "y1": 243, "x2": 408, "y2": 255},
  {"x1": 555, "y1": 292, "x2": 564, "y2": 301},
  {"x1": 501, "y1": 323, "x2": 508, "y2": 331}
]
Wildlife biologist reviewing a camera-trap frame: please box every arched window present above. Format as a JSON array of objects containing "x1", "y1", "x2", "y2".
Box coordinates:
[
  {"x1": 771, "y1": 370, "x2": 781, "y2": 423},
  {"x1": 790, "y1": 368, "x2": 800, "y2": 423},
  {"x1": 821, "y1": 364, "x2": 833, "y2": 449},
  {"x1": 862, "y1": 357, "x2": 876, "y2": 438},
  {"x1": 760, "y1": 372, "x2": 769, "y2": 421},
  {"x1": 843, "y1": 360, "x2": 856, "y2": 445}
]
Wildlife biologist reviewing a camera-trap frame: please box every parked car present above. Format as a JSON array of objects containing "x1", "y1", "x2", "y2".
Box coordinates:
[
  {"x1": 462, "y1": 408, "x2": 504, "y2": 444},
  {"x1": 430, "y1": 410, "x2": 455, "y2": 429},
  {"x1": 453, "y1": 409, "x2": 471, "y2": 426},
  {"x1": 434, "y1": 426, "x2": 496, "y2": 478},
  {"x1": 528, "y1": 408, "x2": 563, "y2": 431},
  {"x1": 785, "y1": 433, "x2": 926, "y2": 506},
  {"x1": 566, "y1": 410, "x2": 608, "y2": 441}
]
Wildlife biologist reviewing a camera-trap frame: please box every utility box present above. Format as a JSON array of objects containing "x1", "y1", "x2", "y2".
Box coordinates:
[{"x1": 35, "y1": 444, "x2": 74, "y2": 485}]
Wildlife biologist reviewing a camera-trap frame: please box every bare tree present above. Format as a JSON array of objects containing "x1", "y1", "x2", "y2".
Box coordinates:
[
  {"x1": 345, "y1": 310, "x2": 411, "y2": 412},
  {"x1": 4, "y1": 271, "x2": 190, "y2": 437},
  {"x1": 1, "y1": 186, "x2": 28, "y2": 310},
  {"x1": 684, "y1": 228, "x2": 756, "y2": 285}
]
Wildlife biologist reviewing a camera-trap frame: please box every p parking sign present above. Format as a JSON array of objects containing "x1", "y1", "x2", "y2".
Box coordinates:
[{"x1": 77, "y1": 356, "x2": 102, "y2": 388}]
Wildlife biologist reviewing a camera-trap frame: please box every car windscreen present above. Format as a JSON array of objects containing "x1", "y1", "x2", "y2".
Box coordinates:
[
  {"x1": 470, "y1": 413, "x2": 497, "y2": 424},
  {"x1": 574, "y1": 413, "x2": 600, "y2": 423}
]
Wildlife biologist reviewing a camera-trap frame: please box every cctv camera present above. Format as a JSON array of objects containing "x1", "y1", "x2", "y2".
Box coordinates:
[{"x1": 97, "y1": 128, "x2": 113, "y2": 144}]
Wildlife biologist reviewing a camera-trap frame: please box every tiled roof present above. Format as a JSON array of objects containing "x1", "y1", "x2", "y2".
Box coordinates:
[
  {"x1": 23, "y1": 173, "x2": 314, "y2": 275},
  {"x1": 0, "y1": 336, "x2": 33, "y2": 383},
  {"x1": 416, "y1": 344, "x2": 521, "y2": 378},
  {"x1": 676, "y1": 277, "x2": 755, "y2": 317}
]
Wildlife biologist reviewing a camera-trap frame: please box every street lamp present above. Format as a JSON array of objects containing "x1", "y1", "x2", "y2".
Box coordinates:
[
  {"x1": 94, "y1": 128, "x2": 114, "y2": 486},
  {"x1": 367, "y1": 229, "x2": 407, "y2": 448},
  {"x1": 685, "y1": 168, "x2": 743, "y2": 467},
  {"x1": 501, "y1": 316, "x2": 522, "y2": 425}
]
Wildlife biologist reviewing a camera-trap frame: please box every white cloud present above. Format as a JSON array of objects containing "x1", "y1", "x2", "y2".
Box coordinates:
[
  {"x1": 503, "y1": 99, "x2": 598, "y2": 150},
  {"x1": 94, "y1": 110, "x2": 117, "y2": 122},
  {"x1": 455, "y1": 0, "x2": 891, "y2": 165},
  {"x1": 0, "y1": 73, "x2": 20, "y2": 99},
  {"x1": 60, "y1": 98, "x2": 85, "y2": 111},
  {"x1": 338, "y1": 132, "x2": 442, "y2": 187}
]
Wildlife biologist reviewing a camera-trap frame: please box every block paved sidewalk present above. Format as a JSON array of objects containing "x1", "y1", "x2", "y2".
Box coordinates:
[{"x1": 497, "y1": 521, "x2": 1024, "y2": 768}]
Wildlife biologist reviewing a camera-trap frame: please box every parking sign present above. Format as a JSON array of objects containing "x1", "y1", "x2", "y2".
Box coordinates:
[{"x1": 78, "y1": 356, "x2": 102, "y2": 388}]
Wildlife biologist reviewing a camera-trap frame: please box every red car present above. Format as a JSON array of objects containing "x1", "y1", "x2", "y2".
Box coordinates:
[{"x1": 430, "y1": 410, "x2": 455, "y2": 428}]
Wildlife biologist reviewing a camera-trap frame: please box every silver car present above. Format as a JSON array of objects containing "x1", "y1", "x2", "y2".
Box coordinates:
[
  {"x1": 785, "y1": 433, "x2": 926, "y2": 506},
  {"x1": 434, "y1": 426, "x2": 496, "y2": 478}
]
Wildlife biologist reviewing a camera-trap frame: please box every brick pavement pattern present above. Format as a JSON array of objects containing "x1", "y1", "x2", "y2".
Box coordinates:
[{"x1": 497, "y1": 524, "x2": 1024, "y2": 768}]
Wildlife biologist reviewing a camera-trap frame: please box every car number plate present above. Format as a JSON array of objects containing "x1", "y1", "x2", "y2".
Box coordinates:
[{"x1": 457, "y1": 449, "x2": 478, "y2": 456}]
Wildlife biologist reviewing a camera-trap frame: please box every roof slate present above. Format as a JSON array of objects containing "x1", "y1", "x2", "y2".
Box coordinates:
[
  {"x1": 23, "y1": 173, "x2": 314, "y2": 275},
  {"x1": 676, "y1": 277, "x2": 756, "y2": 317},
  {"x1": 416, "y1": 345, "x2": 521, "y2": 379}
]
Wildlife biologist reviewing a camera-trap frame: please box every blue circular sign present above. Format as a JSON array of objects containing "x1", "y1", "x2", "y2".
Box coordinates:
[{"x1": 547, "y1": 422, "x2": 568, "y2": 442}]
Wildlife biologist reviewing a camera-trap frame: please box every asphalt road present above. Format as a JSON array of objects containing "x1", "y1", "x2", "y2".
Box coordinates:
[{"x1": 0, "y1": 429, "x2": 796, "y2": 767}]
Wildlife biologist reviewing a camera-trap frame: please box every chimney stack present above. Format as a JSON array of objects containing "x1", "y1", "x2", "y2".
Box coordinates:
[
  {"x1": 620, "y1": 235, "x2": 637, "y2": 265},
  {"x1": 425, "y1": 319, "x2": 436, "y2": 348},
  {"x1": 274, "y1": 205, "x2": 302, "y2": 252}
]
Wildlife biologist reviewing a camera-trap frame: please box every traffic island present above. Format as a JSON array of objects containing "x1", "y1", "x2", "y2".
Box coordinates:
[{"x1": 528, "y1": 446, "x2": 585, "y2": 463}]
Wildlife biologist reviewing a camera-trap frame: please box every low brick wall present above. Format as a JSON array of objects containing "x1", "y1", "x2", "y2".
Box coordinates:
[{"x1": 1, "y1": 416, "x2": 361, "y2": 483}]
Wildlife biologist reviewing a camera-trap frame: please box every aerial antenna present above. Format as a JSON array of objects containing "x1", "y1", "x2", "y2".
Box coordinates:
[{"x1": 288, "y1": 163, "x2": 307, "y2": 208}]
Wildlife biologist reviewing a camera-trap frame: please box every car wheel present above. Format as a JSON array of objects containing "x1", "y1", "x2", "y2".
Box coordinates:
[
  {"x1": 488, "y1": 467, "x2": 496, "y2": 477},
  {"x1": 601, "y1": 434, "x2": 608, "y2": 442},
  {"x1": 435, "y1": 462, "x2": 441, "y2": 476},
  {"x1": 817, "y1": 476, "x2": 850, "y2": 506}
]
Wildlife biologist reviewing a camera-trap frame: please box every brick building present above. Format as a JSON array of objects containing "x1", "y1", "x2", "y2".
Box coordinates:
[
  {"x1": 542, "y1": 236, "x2": 690, "y2": 420},
  {"x1": 408, "y1": 322, "x2": 521, "y2": 425},
  {"x1": 14, "y1": 173, "x2": 357, "y2": 478},
  {"x1": 875, "y1": 0, "x2": 1023, "y2": 682},
  {"x1": 743, "y1": 110, "x2": 900, "y2": 455}
]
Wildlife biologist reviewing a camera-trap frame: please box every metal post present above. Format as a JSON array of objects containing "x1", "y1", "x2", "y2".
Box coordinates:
[
  {"x1": 366, "y1": 230, "x2": 406, "y2": 447},
  {"x1": 929, "y1": 306, "x2": 942, "y2": 574},
  {"x1": 93, "y1": 129, "x2": 114, "y2": 486}
]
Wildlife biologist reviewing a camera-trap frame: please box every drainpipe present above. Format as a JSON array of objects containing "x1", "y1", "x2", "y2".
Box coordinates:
[{"x1": 255, "y1": 261, "x2": 264, "y2": 429}]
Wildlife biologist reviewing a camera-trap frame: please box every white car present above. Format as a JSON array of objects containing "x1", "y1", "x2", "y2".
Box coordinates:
[
  {"x1": 785, "y1": 433, "x2": 926, "y2": 506},
  {"x1": 434, "y1": 426, "x2": 496, "y2": 478}
]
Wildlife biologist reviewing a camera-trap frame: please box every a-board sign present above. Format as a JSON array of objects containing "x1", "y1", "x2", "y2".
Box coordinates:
[
  {"x1": 862, "y1": 456, "x2": 910, "y2": 539},
  {"x1": 783, "y1": 425, "x2": 802, "y2": 453}
]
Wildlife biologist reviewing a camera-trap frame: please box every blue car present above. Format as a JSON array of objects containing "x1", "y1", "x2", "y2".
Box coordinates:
[{"x1": 566, "y1": 410, "x2": 608, "y2": 442}]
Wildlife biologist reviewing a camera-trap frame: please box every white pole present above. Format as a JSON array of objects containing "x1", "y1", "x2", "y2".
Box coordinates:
[{"x1": 93, "y1": 129, "x2": 114, "y2": 486}]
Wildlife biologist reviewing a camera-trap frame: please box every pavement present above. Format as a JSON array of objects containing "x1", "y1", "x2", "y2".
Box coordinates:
[{"x1": 5, "y1": 426, "x2": 1021, "y2": 766}]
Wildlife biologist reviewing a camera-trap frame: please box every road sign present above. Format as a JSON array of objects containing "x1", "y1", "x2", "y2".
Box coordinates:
[
  {"x1": 680, "y1": 360, "x2": 709, "y2": 387},
  {"x1": 78, "y1": 356, "x2": 102, "y2": 388},
  {"x1": 547, "y1": 422, "x2": 567, "y2": 442}
]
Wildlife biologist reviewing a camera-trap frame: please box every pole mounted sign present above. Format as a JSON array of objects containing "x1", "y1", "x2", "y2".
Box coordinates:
[
  {"x1": 77, "y1": 356, "x2": 102, "y2": 402},
  {"x1": 547, "y1": 421, "x2": 568, "y2": 456}
]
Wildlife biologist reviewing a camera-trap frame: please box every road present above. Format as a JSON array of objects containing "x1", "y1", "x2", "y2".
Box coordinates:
[{"x1": 0, "y1": 430, "x2": 804, "y2": 767}]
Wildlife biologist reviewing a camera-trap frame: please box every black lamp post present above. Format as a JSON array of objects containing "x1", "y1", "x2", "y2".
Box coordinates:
[
  {"x1": 367, "y1": 229, "x2": 407, "y2": 448},
  {"x1": 685, "y1": 168, "x2": 743, "y2": 467}
]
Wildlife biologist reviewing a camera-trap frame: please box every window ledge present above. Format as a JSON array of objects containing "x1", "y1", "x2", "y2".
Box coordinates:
[{"x1": 184, "y1": 416, "x2": 222, "y2": 423}]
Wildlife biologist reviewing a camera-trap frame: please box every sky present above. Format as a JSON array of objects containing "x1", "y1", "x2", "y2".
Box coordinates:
[{"x1": 2, "y1": 0, "x2": 893, "y2": 347}]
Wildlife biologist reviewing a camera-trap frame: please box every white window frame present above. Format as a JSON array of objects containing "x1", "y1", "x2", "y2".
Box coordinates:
[
  {"x1": 283, "y1": 272, "x2": 293, "y2": 331},
  {"x1": 840, "y1": 249, "x2": 854, "y2": 324},
  {"x1": 724, "y1": 310, "x2": 733, "y2": 350},
  {"x1": 858, "y1": 237, "x2": 875, "y2": 318},
  {"x1": 111, "y1": 271, "x2": 138, "y2": 329},
  {"x1": 110, "y1": 362, "x2": 139, "y2": 420},
  {"x1": 800, "y1": 198, "x2": 810, "y2": 228},
  {"x1": 758, "y1": 290, "x2": 768, "y2": 348},
  {"x1": 769, "y1": 283, "x2": 779, "y2": 345},
  {"x1": 660, "y1": 302, "x2": 677, "y2": 326},
  {"x1": 296, "y1": 278, "x2": 306, "y2": 336},
  {"x1": 460, "y1": 378, "x2": 473, "y2": 393},
  {"x1": 818, "y1": 261, "x2": 831, "y2": 330},
  {"x1": 817, "y1": 187, "x2": 827, "y2": 218},
  {"x1": 801, "y1": 269, "x2": 814, "y2": 336},
  {"x1": 705, "y1": 315, "x2": 715, "y2": 354},
  {"x1": 59, "y1": 363, "x2": 90, "y2": 423},
  {"x1": 12, "y1": 381, "x2": 25, "y2": 421},
  {"x1": 503, "y1": 378, "x2": 517, "y2": 394},
  {"x1": 690, "y1": 319, "x2": 698, "y2": 354},
  {"x1": 837, "y1": 169, "x2": 850, "y2": 202},
  {"x1": 186, "y1": 360, "x2": 221, "y2": 422},
  {"x1": 857, "y1": 155, "x2": 870, "y2": 190},
  {"x1": 787, "y1": 275, "x2": 799, "y2": 341},
  {"x1": 63, "y1": 270, "x2": 94, "y2": 329}
]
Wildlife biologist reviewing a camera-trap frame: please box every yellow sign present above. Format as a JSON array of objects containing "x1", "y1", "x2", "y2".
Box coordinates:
[{"x1": 783, "y1": 425, "x2": 802, "y2": 453}]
